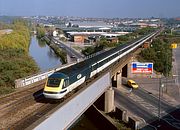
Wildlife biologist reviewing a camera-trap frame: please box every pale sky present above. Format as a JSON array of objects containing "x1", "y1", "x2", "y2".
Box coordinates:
[{"x1": 0, "y1": 0, "x2": 179, "y2": 18}]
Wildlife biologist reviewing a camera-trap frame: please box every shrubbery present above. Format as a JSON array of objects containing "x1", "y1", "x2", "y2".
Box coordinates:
[
  {"x1": 36, "y1": 26, "x2": 45, "y2": 39},
  {"x1": 140, "y1": 38, "x2": 172, "y2": 76},
  {"x1": 0, "y1": 20, "x2": 39, "y2": 95}
]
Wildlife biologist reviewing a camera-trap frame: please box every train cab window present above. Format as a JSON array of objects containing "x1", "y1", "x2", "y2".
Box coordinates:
[
  {"x1": 47, "y1": 78, "x2": 61, "y2": 87},
  {"x1": 62, "y1": 79, "x2": 69, "y2": 89},
  {"x1": 62, "y1": 80, "x2": 66, "y2": 89}
]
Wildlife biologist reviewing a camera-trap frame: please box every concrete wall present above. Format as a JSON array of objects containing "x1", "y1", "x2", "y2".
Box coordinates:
[
  {"x1": 87, "y1": 105, "x2": 145, "y2": 130},
  {"x1": 86, "y1": 105, "x2": 118, "y2": 130},
  {"x1": 114, "y1": 107, "x2": 146, "y2": 130}
]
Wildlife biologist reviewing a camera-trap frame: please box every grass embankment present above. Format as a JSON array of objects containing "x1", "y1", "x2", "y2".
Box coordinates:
[
  {"x1": 0, "y1": 20, "x2": 39, "y2": 95},
  {"x1": 49, "y1": 43, "x2": 67, "y2": 64},
  {"x1": 43, "y1": 37, "x2": 67, "y2": 64}
]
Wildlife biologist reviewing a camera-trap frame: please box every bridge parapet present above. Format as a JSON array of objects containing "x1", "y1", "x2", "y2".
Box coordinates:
[{"x1": 15, "y1": 61, "x2": 78, "y2": 88}]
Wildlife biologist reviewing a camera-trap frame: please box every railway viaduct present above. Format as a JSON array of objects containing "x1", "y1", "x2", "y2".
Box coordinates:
[{"x1": 14, "y1": 31, "x2": 159, "y2": 130}]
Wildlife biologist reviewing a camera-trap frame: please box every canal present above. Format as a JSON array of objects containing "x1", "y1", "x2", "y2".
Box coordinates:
[{"x1": 29, "y1": 36, "x2": 62, "y2": 71}]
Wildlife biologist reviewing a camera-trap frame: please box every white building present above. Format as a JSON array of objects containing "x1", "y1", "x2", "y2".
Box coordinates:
[{"x1": 53, "y1": 30, "x2": 58, "y2": 37}]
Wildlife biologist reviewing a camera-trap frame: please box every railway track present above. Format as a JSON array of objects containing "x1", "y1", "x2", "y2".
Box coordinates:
[
  {"x1": 0, "y1": 83, "x2": 45, "y2": 106},
  {"x1": 0, "y1": 70, "x2": 100, "y2": 129},
  {"x1": 0, "y1": 81, "x2": 85, "y2": 129},
  {"x1": 11, "y1": 100, "x2": 61, "y2": 130},
  {"x1": 0, "y1": 83, "x2": 46, "y2": 129}
]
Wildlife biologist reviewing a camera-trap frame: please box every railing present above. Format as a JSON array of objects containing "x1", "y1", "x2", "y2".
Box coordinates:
[
  {"x1": 84, "y1": 49, "x2": 108, "y2": 60},
  {"x1": 15, "y1": 62, "x2": 77, "y2": 88}
]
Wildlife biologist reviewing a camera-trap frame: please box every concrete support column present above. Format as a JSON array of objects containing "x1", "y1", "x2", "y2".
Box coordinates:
[
  {"x1": 113, "y1": 74, "x2": 117, "y2": 81},
  {"x1": 112, "y1": 75, "x2": 117, "y2": 87},
  {"x1": 127, "y1": 60, "x2": 132, "y2": 78},
  {"x1": 116, "y1": 71, "x2": 122, "y2": 88},
  {"x1": 104, "y1": 87, "x2": 115, "y2": 113}
]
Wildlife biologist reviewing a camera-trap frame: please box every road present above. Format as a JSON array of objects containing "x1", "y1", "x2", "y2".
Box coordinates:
[
  {"x1": 114, "y1": 87, "x2": 180, "y2": 130},
  {"x1": 115, "y1": 88, "x2": 155, "y2": 122},
  {"x1": 53, "y1": 38, "x2": 84, "y2": 59},
  {"x1": 173, "y1": 48, "x2": 180, "y2": 102}
]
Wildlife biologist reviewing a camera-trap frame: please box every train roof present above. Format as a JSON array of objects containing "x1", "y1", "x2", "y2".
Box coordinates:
[
  {"x1": 59, "y1": 33, "x2": 153, "y2": 77},
  {"x1": 49, "y1": 72, "x2": 68, "y2": 79},
  {"x1": 59, "y1": 39, "x2": 132, "y2": 77}
]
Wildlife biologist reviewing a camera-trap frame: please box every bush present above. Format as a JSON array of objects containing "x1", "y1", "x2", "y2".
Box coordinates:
[
  {"x1": 0, "y1": 20, "x2": 39, "y2": 95},
  {"x1": 140, "y1": 37, "x2": 172, "y2": 76}
]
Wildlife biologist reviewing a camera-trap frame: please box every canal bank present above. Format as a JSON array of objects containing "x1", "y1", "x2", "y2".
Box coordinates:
[{"x1": 43, "y1": 36, "x2": 67, "y2": 64}]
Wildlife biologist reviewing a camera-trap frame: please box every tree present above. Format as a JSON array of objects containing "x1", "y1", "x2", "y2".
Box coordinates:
[
  {"x1": 82, "y1": 46, "x2": 95, "y2": 56},
  {"x1": 140, "y1": 36, "x2": 172, "y2": 76},
  {"x1": 118, "y1": 35, "x2": 129, "y2": 42},
  {"x1": 136, "y1": 27, "x2": 155, "y2": 35},
  {"x1": 0, "y1": 19, "x2": 39, "y2": 95},
  {"x1": 97, "y1": 37, "x2": 108, "y2": 48},
  {"x1": 36, "y1": 26, "x2": 45, "y2": 38}
]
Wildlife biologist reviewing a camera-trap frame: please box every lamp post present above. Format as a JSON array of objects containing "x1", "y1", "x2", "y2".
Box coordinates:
[
  {"x1": 158, "y1": 74, "x2": 178, "y2": 121},
  {"x1": 158, "y1": 77, "x2": 164, "y2": 121}
]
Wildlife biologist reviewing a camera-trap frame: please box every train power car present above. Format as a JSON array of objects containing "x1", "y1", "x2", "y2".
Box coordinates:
[{"x1": 43, "y1": 31, "x2": 157, "y2": 99}]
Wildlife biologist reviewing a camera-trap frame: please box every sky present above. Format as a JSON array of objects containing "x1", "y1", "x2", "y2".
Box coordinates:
[{"x1": 0, "y1": 0, "x2": 179, "y2": 18}]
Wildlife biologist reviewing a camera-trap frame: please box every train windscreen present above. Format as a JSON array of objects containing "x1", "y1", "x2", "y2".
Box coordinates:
[{"x1": 47, "y1": 78, "x2": 61, "y2": 87}]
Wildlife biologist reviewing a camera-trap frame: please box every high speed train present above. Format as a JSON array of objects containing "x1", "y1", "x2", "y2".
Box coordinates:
[{"x1": 43, "y1": 31, "x2": 158, "y2": 99}]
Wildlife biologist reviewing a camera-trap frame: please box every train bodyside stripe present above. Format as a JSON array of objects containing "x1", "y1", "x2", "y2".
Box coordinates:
[
  {"x1": 68, "y1": 76, "x2": 86, "y2": 92},
  {"x1": 44, "y1": 89, "x2": 67, "y2": 94},
  {"x1": 44, "y1": 79, "x2": 64, "y2": 92}
]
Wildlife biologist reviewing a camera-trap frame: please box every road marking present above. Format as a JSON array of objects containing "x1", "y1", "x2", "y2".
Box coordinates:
[
  {"x1": 127, "y1": 92, "x2": 180, "y2": 129},
  {"x1": 128, "y1": 93, "x2": 161, "y2": 116}
]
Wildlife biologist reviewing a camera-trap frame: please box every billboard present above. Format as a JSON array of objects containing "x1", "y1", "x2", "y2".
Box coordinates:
[{"x1": 131, "y1": 62, "x2": 153, "y2": 74}]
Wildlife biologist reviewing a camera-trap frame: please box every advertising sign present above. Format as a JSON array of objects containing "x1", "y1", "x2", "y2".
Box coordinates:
[{"x1": 131, "y1": 62, "x2": 153, "y2": 74}]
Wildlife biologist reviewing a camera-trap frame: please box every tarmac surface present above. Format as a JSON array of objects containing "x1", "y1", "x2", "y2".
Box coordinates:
[
  {"x1": 128, "y1": 48, "x2": 180, "y2": 105},
  {"x1": 114, "y1": 48, "x2": 180, "y2": 130}
]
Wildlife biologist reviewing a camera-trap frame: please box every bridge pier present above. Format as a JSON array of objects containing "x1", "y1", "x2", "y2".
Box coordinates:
[
  {"x1": 104, "y1": 87, "x2": 115, "y2": 113},
  {"x1": 127, "y1": 60, "x2": 132, "y2": 78},
  {"x1": 112, "y1": 71, "x2": 122, "y2": 88},
  {"x1": 116, "y1": 71, "x2": 122, "y2": 88}
]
